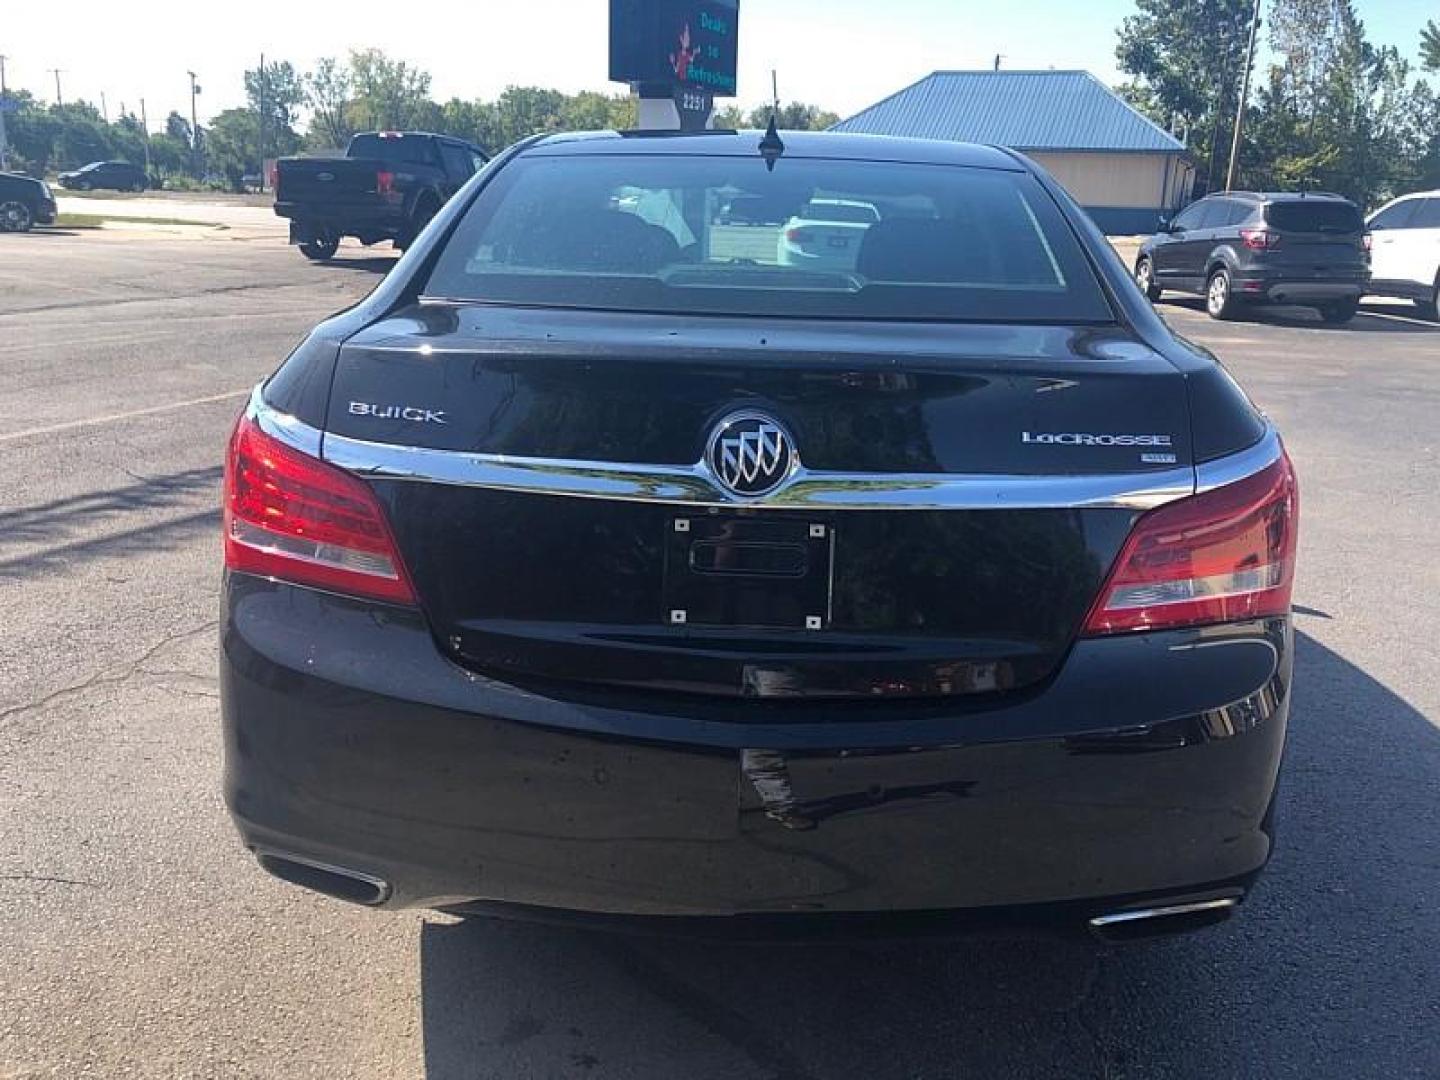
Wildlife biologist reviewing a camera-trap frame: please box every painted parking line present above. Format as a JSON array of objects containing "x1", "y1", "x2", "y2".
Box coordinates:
[{"x1": 0, "y1": 389, "x2": 249, "y2": 444}]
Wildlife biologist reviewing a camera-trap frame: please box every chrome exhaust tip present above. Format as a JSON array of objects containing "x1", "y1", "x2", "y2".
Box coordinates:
[
  {"x1": 255, "y1": 850, "x2": 392, "y2": 906},
  {"x1": 1088, "y1": 896, "x2": 1239, "y2": 942}
]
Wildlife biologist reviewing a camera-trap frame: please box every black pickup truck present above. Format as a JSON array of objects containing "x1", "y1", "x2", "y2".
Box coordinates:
[{"x1": 274, "y1": 132, "x2": 487, "y2": 261}]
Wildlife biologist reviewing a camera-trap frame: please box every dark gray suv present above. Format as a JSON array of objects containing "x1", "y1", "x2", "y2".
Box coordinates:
[{"x1": 1135, "y1": 191, "x2": 1369, "y2": 323}]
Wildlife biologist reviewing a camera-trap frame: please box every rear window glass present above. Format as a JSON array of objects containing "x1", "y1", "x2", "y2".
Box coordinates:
[
  {"x1": 423, "y1": 154, "x2": 1113, "y2": 323},
  {"x1": 348, "y1": 134, "x2": 436, "y2": 165},
  {"x1": 1265, "y1": 201, "x2": 1363, "y2": 233},
  {"x1": 799, "y1": 199, "x2": 879, "y2": 223}
]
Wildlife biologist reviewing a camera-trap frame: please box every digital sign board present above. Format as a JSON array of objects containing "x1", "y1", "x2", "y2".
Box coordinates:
[{"x1": 610, "y1": 0, "x2": 740, "y2": 97}]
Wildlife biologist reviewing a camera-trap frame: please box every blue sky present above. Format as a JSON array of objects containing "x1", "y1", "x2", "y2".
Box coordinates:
[{"x1": 3, "y1": 1, "x2": 1435, "y2": 128}]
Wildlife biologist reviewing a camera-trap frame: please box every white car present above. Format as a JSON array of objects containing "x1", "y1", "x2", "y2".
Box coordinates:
[
  {"x1": 1365, "y1": 191, "x2": 1440, "y2": 319},
  {"x1": 777, "y1": 198, "x2": 879, "y2": 272}
]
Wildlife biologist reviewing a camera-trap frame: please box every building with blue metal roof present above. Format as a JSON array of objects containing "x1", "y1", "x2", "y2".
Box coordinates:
[{"x1": 832, "y1": 70, "x2": 1195, "y2": 234}]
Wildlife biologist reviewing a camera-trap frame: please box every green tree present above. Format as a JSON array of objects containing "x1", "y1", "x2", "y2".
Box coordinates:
[
  {"x1": 50, "y1": 102, "x2": 112, "y2": 169},
  {"x1": 743, "y1": 102, "x2": 840, "y2": 130},
  {"x1": 164, "y1": 111, "x2": 192, "y2": 145},
  {"x1": 206, "y1": 108, "x2": 260, "y2": 187},
  {"x1": 245, "y1": 60, "x2": 305, "y2": 130},
  {"x1": 1421, "y1": 20, "x2": 1440, "y2": 72},
  {"x1": 3, "y1": 91, "x2": 59, "y2": 173},
  {"x1": 1116, "y1": 0, "x2": 1255, "y2": 191},
  {"x1": 147, "y1": 133, "x2": 191, "y2": 177},
  {"x1": 711, "y1": 103, "x2": 746, "y2": 128},
  {"x1": 348, "y1": 48, "x2": 433, "y2": 131},
  {"x1": 1243, "y1": 0, "x2": 1430, "y2": 205},
  {"x1": 305, "y1": 57, "x2": 354, "y2": 148}
]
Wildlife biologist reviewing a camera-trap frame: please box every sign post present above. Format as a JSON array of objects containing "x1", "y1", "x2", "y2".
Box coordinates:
[{"x1": 610, "y1": 0, "x2": 739, "y2": 130}]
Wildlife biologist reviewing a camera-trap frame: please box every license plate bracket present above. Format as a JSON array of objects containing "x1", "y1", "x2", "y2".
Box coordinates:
[{"x1": 663, "y1": 514, "x2": 834, "y2": 631}]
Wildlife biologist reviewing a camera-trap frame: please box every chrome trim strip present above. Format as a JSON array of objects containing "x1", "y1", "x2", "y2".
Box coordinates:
[
  {"x1": 246, "y1": 384, "x2": 321, "y2": 458},
  {"x1": 1195, "y1": 424, "x2": 1283, "y2": 492},
  {"x1": 321, "y1": 429, "x2": 1196, "y2": 511},
  {"x1": 1088, "y1": 896, "x2": 1238, "y2": 928},
  {"x1": 249, "y1": 388, "x2": 1283, "y2": 512}
]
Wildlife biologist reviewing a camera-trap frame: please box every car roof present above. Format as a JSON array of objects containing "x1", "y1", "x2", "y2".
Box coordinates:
[{"x1": 525, "y1": 129, "x2": 1026, "y2": 171}]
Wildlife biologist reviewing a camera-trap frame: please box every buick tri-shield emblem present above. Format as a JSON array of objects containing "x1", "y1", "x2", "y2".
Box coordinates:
[{"x1": 707, "y1": 412, "x2": 796, "y2": 497}]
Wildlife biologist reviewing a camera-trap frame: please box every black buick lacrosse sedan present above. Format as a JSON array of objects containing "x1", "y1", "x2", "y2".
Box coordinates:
[{"x1": 221, "y1": 130, "x2": 1297, "y2": 940}]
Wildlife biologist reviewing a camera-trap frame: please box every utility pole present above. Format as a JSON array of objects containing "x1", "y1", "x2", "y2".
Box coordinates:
[
  {"x1": 101, "y1": 91, "x2": 108, "y2": 123},
  {"x1": 140, "y1": 98, "x2": 151, "y2": 177},
  {"x1": 257, "y1": 53, "x2": 265, "y2": 193},
  {"x1": 49, "y1": 68, "x2": 63, "y2": 107},
  {"x1": 1203, "y1": 44, "x2": 1234, "y2": 194},
  {"x1": 993, "y1": 54, "x2": 1005, "y2": 72},
  {"x1": 1225, "y1": 0, "x2": 1263, "y2": 192},
  {"x1": 187, "y1": 70, "x2": 202, "y2": 177},
  {"x1": 0, "y1": 55, "x2": 8, "y2": 97}
]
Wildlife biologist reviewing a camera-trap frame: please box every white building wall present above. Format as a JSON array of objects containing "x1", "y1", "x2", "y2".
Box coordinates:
[{"x1": 1025, "y1": 152, "x2": 1191, "y2": 210}]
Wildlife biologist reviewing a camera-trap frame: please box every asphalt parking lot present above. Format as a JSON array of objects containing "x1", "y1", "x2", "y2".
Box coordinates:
[{"x1": 1, "y1": 225, "x2": 1436, "y2": 1079}]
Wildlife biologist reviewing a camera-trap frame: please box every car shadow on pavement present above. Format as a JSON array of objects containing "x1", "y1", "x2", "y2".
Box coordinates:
[
  {"x1": 314, "y1": 255, "x2": 397, "y2": 275},
  {"x1": 1163, "y1": 297, "x2": 1438, "y2": 333},
  {"x1": 417, "y1": 630, "x2": 1438, "y2": 1080}
]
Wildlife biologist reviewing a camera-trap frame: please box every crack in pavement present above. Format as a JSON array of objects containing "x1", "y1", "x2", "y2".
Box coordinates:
[
  {"x1": 0, "y1": 874, "x2": 99, "y2": 889},
  {"x1": 0, "y1": 621, "x2": 218, "y2": 726}
]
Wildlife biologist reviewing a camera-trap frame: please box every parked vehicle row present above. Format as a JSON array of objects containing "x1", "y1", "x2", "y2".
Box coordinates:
[
  {"x1": 1135, "y1": 188, "x2": 1440, "y2": 322},
  {"x1": 273, "y1": 131, "x2": 488, "y2": 261}
]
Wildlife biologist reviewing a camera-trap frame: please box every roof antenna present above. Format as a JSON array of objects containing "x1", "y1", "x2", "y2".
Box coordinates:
[
  {"x1": 759, "y1": 69, "x2": 785, "y2": 170},
  {"x1": 759, "y1": 114, "x2": 785, "y2": 171},
  {"x1": 993, "y1": 54, "x2": 1004, "y2": 71}
]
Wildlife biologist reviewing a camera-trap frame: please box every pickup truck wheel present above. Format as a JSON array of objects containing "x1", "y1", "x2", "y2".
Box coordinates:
[
  {"x1": 0, "y1": 200, "x2": 35, "y2": 232},
  {"x1": 299, "y1": 233, "x2": 339, "y2": 261}
]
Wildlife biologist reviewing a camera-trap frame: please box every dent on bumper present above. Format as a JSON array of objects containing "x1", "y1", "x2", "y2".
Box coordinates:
[{"x1": 222, "y1": 576, "x2": 1291, "y2": 917}]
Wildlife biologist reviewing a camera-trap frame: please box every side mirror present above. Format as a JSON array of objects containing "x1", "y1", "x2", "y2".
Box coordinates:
[{"x1": 1159, "y1": 218, "x2": 1177, "y2": 234}]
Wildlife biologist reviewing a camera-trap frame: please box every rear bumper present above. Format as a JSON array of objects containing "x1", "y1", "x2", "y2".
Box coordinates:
[
  {"x1": 275, "y1": 202, "x2": 405, "y2": 238},
  {"x1": 222, "y1": 575, "x2": 1291, "y2": 925},
  {"x1": 1234, "y1": 274, "x2": 1366, "y2": 303}
]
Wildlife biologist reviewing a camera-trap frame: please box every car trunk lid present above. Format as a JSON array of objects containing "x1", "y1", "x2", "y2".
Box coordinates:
[{"x1": 319, "y1": 304, "x2": 1195, "y2": 701}]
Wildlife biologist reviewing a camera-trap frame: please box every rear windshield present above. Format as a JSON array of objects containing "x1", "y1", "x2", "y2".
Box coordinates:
[
  {"x1": 1265, "y1": 201, "x2": 1363, "y2": 234},
  {"x1": 348, "y1": 134, "x2": 436, "y2": 165},
  {"x1": 423, "y1": 154, "x2": 1113, "y2": 323}
]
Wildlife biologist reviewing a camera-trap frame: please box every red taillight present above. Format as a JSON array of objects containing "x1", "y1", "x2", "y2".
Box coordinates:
[
  {"x1": 1082, "y1": 451, "x2": 1298, "y2": 636},
  {"x1": 376, "y1": 170, "x2": 395, "y2": 197},
  {"x1": 223, "y1": 414, "x2": 416, "y2": 606},
  {"x1": 785, "y1": 227, "x2": 811, "y2": 244},
  {"x1": 1240, "y1": 228, "x2": 1279, "y2": 251},
  {"x1": 1362, "y1": 233, "x2": 1373, "y2": 253}
]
